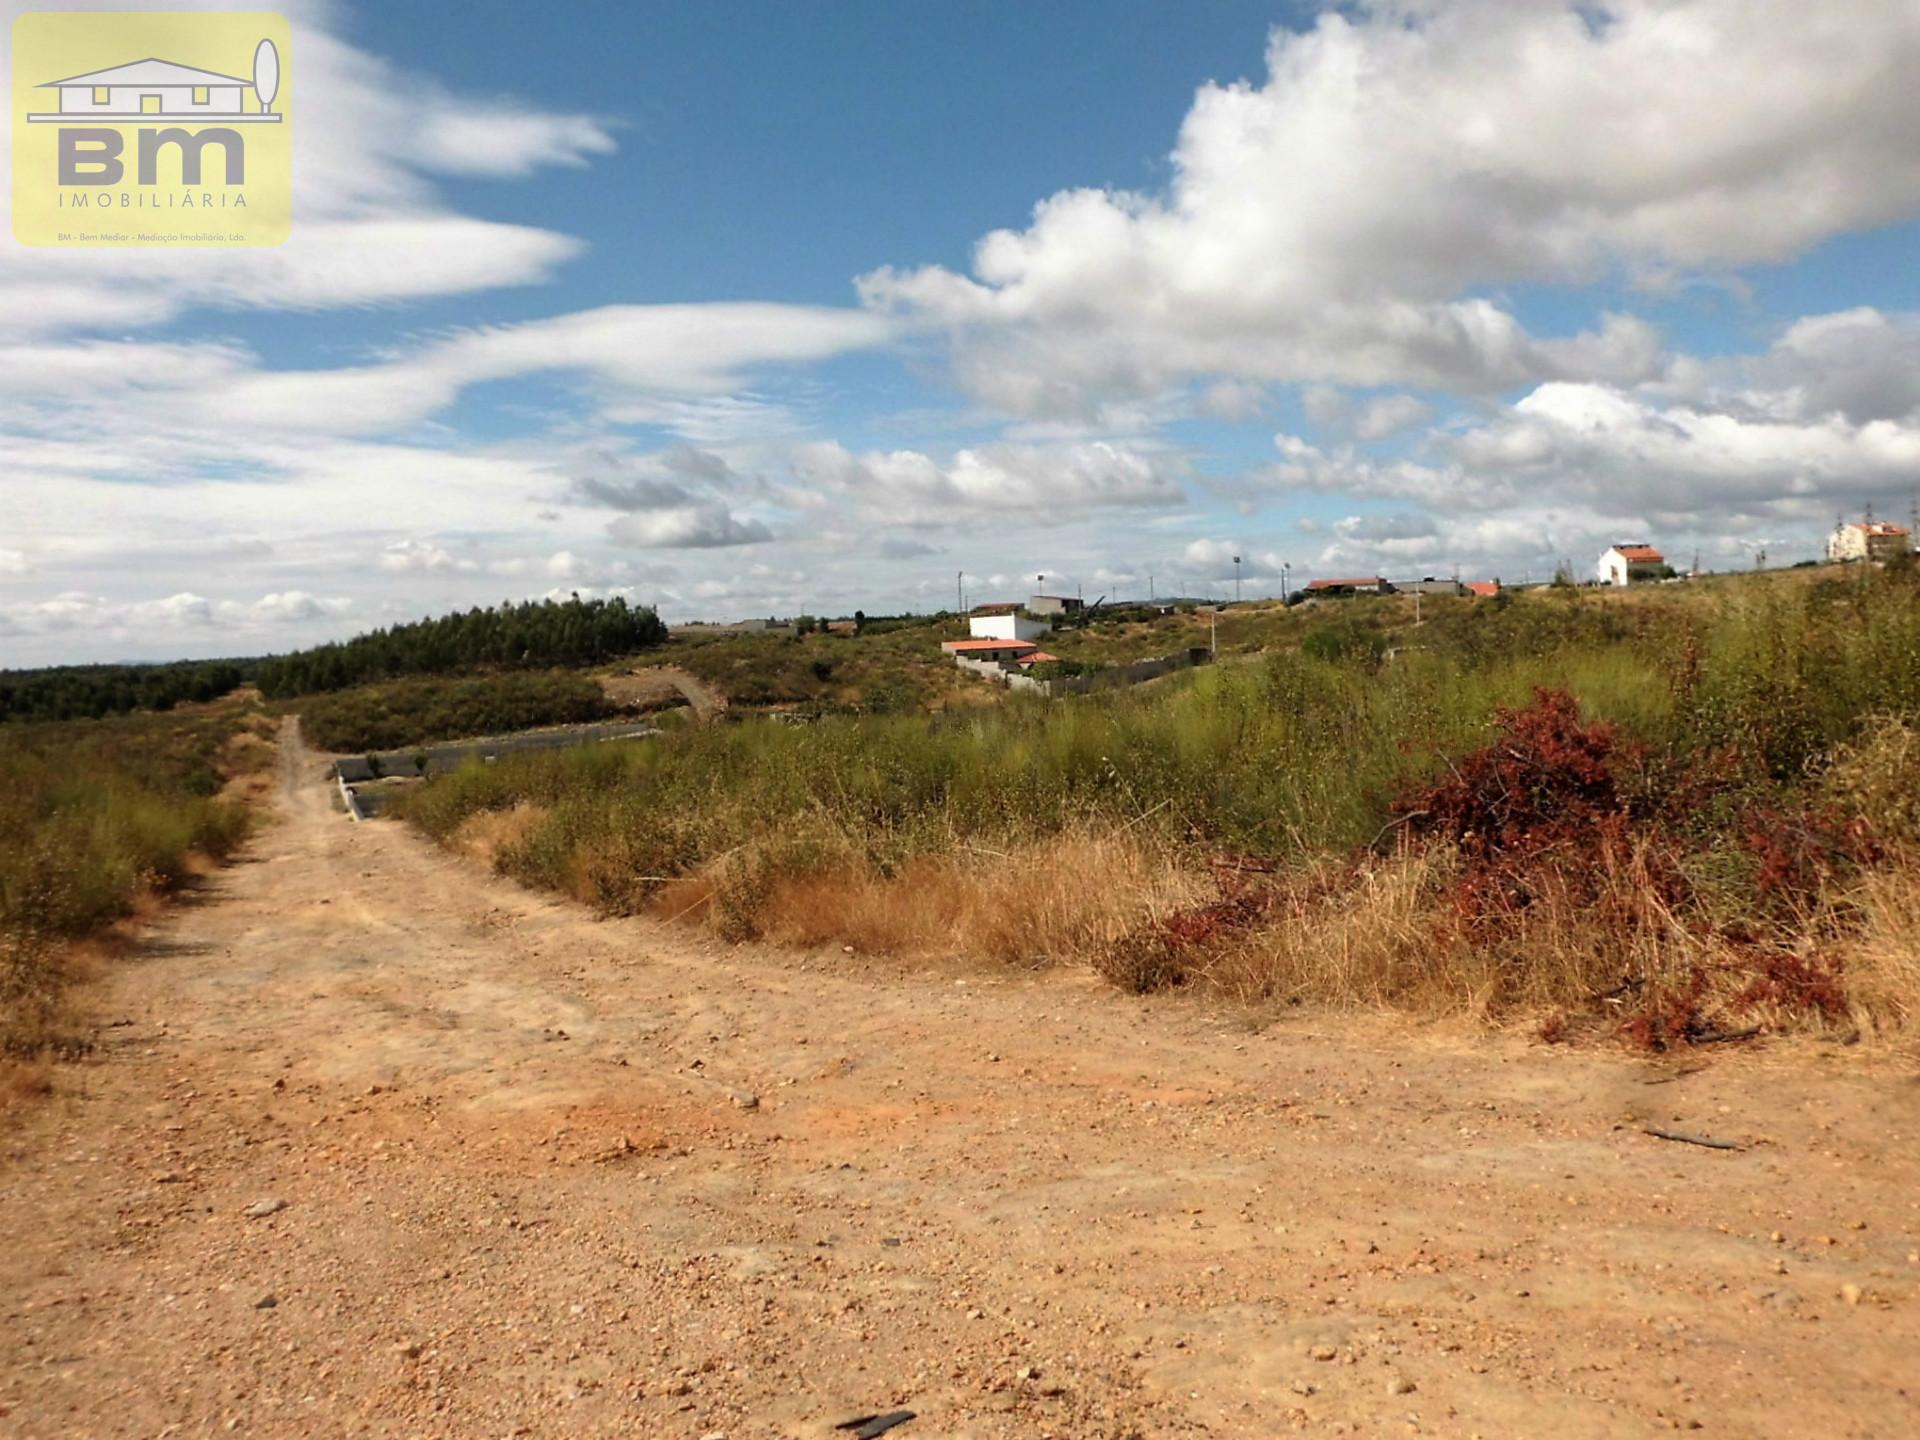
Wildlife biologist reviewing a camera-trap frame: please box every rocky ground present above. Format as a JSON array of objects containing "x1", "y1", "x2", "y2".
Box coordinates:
[{"x1": 3, "y1": 732, "x2": 1917, "y2": 1437}]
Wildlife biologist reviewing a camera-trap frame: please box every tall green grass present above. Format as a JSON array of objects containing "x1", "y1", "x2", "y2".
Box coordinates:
[
  {"x1": 400, "y1": 573, "x2": 1920, "y2": 931},
  {"x1": 1, "y1": 704, "x2": 257, "y2": 1058}
]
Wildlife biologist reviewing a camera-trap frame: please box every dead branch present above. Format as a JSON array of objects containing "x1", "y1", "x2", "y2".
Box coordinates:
[{"x1": 1643, "y1": 1126, "x2": 1743, "y2": 1151}]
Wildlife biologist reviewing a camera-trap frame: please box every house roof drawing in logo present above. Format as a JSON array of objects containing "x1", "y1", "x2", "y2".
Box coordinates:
[{"x1": 27, "y1": 42, "x2": 282, "y2": 124}]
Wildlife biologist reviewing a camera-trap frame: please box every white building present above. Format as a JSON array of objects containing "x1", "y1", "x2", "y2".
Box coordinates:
[
  {"x1": 1597, "y1": 544, "x2": 1666, "y2": 587},
  {"x1": 967, "y1": 610, "x2": 1051, "y2": 642},
  {"x1": 1827, "y1": 519, "x2": 1911, "y2": 564},
  {"x1": 1027, "y1": 594, "x2": 1084, "y2": 616},
  {"x1": 33, "y1": 58, "x2": 254, "y2": 121}
]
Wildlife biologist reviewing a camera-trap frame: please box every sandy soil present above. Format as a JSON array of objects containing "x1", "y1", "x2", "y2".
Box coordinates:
[{"x1": 3, "y1": 727, "x2": 1918, "y2": 1438}]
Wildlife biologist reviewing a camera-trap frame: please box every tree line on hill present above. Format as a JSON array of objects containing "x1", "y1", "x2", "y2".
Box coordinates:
[
  {"x1": 0, "y1": 659, "x2": 249, "y2": 724},
  {"x1": 254, "y1": 595, "x2": 667, "y2": 698}
]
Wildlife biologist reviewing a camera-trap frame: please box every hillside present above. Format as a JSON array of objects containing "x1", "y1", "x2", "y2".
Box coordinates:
[{"x1": 398, "y1": 565, "x2": 1920, "y2": 1045}]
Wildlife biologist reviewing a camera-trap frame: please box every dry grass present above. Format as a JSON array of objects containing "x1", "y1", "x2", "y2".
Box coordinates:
[
  {"x1": 0, "y1": 931, "x2": 91, "y2": 1080},
  {"x1": 646, "y1": 832, "x2": 1213, "y2": 969},
  {"x1": 1836, "y1": 858, "x2": 1920, "y2": 1037},
  {"x1": 0, "y1": 1058, "x2": 55, "y2": 1111},
  {"x1": 452, "y1": 804, "x2": 551, "y2": 871}
]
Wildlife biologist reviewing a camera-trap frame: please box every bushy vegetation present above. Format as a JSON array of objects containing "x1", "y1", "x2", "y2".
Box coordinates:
[
  {"x1": 398, "y1": 570, "x2": 1920, "y2": 1041},
  {"x1": 666, "y1": 616, "x2": 969, "y2": 712},
  {"x1": 256, "y1": 595, "x2": 666, "y2": 698},
  {"x1": 0, "y1": 658, "x2": 247, "y2": 724},
  {"x1": 295, "y1": 671, "x2": 614, "y2": 752},
  {"x1": 1, "y1": 702, "x2": 260, "y2": 1061}
]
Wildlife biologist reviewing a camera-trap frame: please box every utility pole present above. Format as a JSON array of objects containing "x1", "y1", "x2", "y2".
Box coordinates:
[
  {"x1": 957, "y1": 570, "x2": 964, "y2": 614},
  {"x1": 1209, "y1": 605, "x2": 1217, "y2": 658},
  {"x1": 1282, "y1": 561, "x2": 1291, "y2": 599},
  {"x1": 1414, "y1": 589, "x2": 1422, "y2": 626},
  {"x1": 1149, "y1": 572, "x2": 1155, "y2": 601}
]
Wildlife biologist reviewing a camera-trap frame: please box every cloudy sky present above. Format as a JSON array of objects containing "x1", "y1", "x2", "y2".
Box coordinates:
[{"x1": 6, "y1": 0, "x2": 1920, "y2": 665}]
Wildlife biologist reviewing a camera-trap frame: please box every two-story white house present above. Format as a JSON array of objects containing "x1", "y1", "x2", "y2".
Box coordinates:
[
  {"x1": 1597, "y1": 544, "x2": 1665, "y2": 587},
  {"x1": 1827, "y1": 518, "x2": 1911, "y2": 564},
  {"x1": 966, "y1": 604, "x2": 1051, "y2": 643}
]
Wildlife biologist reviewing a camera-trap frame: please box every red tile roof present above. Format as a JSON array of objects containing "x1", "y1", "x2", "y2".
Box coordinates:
[
  {"x1": 1307, "y1": 576, "x2": 1385, "y2": 589},
  {"x1": 1849, "y1": 521, "x2": 1909, "y2": 537},
  {"x1": 943, "y1": 637, "x2": 1039, "y2": 653},
  {"x1": 1614, "y1": 545, "x2": 1664, "y2": 562},
  {"x1": 1465, "y1": 581, "x2": 1500, "y2": 598},
  {"x1": 1014, "y1": 650, "x2": 1061, "y2": 666}
]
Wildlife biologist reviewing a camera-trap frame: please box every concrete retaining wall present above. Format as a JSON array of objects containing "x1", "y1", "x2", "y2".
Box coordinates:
[{"x1": 959, "y1": 649, "x2": 1210, "y2": 698}]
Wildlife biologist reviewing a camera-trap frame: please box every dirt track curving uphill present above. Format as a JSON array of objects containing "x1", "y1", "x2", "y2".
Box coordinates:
[
  {"x1": 603, "y1": 665, "x2": 730, "y2": 721},
  {"x1": 3, "y1": 723, "x2": 1917, "y2": 1437}
]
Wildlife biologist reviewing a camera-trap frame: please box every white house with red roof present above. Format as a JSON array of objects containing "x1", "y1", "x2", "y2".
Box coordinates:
[
  {"x1": 1827, "y1": 518, "x2": 1910, "y2": 564},
  {"x1": 1598, "y1": 543, "x2": 1665, "y2": 587}
]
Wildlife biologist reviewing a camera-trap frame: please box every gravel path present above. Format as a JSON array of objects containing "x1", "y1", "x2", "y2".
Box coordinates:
[{"x1": 3, "y1": 725, "x2": 1917, "y2": 1437}]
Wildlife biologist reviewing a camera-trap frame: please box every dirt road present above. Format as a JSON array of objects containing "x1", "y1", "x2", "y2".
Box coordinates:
[
  {"x1": 603, "y1": 666, "x2": 729, "y2": 721},
  {"x1": 4, "y1": 731, "x2": 1918, "y2": 1438}
]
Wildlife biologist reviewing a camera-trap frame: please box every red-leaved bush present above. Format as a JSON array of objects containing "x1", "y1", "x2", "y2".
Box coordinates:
[{"x1": 1395, "y1": 687, "x2": 1631, "y2": 855}]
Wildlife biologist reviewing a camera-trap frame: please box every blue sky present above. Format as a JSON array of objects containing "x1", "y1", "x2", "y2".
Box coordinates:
[{"x1": 5, "y1": 0, "x2": 1920, "y2": 662}]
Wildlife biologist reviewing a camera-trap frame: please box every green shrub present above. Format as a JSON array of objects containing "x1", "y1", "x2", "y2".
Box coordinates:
[{"x1": 295, "y1": 671, "x2": 613, "y2": 752}]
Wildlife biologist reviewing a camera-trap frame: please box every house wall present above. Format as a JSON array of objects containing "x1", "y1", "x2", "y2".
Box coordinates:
[
  {"x1": 1027, "y1": 595, "x2": 1083, "y2": 615},
  {"x1": 968, "y1": 612, "x2": 1051, "y2": 642},
  {"x1": 1829, "y1": 527, "x2": 1911, "y2": 563},
  {"x1": 953, "y1": 655, "x2": 1015, "y2": 680},
  {"x1": 59, "y1": 85, "x2": 243, "y2": 115},
  {"x1": 1600, "y1": 550, "x2": 1666, "y2": 586}
]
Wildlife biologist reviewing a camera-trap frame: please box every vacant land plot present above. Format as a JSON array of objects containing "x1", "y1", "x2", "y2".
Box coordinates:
[{"x1": 2, "y1": 735, "x2": 1916, "y2": 1438}]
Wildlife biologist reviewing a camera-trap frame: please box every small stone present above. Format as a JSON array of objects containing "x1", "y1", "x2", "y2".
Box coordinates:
[
  {"x1": 1850, "y1": 1219, "x2": 1868, "y2": 1231},
  {"x1": 1016, "y1": 1365, "x2": 1040, "y2": 1381},
  {"x1": 253, "y1": 1293, "x2": 278, "y2": 1309},
  {"x1": 1309, "y1": 1345, "x2": 1337, "y2": 1362},
  {"x1": 727, "y1": 1089, "x2": 759, "y2": 1111},
  {"x1": 242, "y1": 1198, "x2": 287, "y2": 1218},
  {"x1": 1839, "y1": 1283, "x2": 1863, "y2": 1306},
  {"x1": 1769, "y1": 1231, "x2": 1785, "y2": 1244},
  {"x1": 1387, "y1": 1375, "x2": 1417, "y2": 1396},
  {"x1": 1291, "y1": 1380, "x2": 1316, "y2": 1397},
  {"x1": 395, "y1": 1339, "x2": 422, "y2": 1359}
]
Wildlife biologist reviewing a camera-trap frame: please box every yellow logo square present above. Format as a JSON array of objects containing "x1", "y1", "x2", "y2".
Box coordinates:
[{"x1": 12, "y1": 10, "x2": 291, "y2": 247}]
